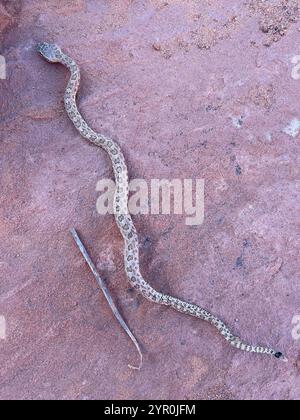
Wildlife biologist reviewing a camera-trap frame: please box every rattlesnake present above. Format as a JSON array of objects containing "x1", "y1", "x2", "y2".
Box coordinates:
[{"x1": 37, "y1": 42, "x2": 285, "y2": 361}]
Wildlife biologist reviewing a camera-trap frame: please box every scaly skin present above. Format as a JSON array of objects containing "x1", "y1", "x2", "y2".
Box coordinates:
[{"x1": 37, "y1": 42, "x2": 285, "y2": 361}]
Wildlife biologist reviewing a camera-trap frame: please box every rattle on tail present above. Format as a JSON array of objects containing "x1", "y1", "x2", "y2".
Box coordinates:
[{"x1": 37, "y1": 42, "x2": 286, "y2": 362}]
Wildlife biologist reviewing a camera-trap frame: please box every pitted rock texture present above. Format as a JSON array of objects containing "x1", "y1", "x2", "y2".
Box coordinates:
[{"x1": 0, "y1": 0, "x2": 299, "y2": 400}]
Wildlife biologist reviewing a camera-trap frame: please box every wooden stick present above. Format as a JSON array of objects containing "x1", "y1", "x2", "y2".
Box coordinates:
[{"x1": 70, "y1": 228, "x2": 142, "y2": 370}]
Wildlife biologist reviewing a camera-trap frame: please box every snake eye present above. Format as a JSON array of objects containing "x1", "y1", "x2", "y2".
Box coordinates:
[{"x1": 274, "y1": 352, "x2": 283, "y2": 359}]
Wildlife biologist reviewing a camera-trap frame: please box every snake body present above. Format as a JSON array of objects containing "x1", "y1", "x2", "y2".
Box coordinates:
[{"x1": 37, "y1": 42, "x2": 284, "y2": 361}]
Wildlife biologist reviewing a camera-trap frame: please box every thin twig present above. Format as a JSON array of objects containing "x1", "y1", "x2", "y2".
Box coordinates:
[{"x1": 70, "y1": 228, "x2": 143, "y2": 370}]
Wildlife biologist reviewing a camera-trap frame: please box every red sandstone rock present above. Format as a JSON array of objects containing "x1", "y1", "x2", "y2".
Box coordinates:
[
  {"x1": 0, "y1": 4, "x2": 13, "y2": 34},
  {"x1": 0, "y1": 0, "x2": 299, "y2": 401}
]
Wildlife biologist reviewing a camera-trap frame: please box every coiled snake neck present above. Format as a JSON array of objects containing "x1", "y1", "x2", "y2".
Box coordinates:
[{"x1": 37, "y1": 42, "x2": 285, "y2": 362}]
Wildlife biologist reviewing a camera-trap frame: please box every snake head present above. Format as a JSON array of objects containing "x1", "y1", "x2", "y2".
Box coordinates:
[{"x1": 37, "y1": 42, "x2": 62, "y2": 63}]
